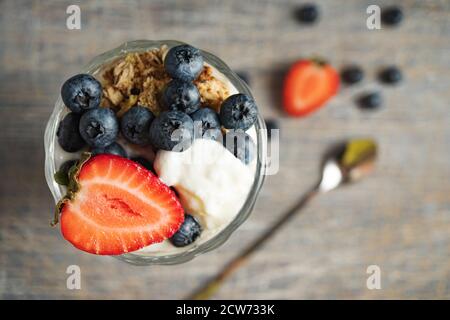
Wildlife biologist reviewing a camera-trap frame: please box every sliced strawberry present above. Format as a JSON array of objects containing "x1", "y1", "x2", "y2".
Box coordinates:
[
  {"x1": 59, "y1": 154, "x2": 184, "y2": 255},
  {"x1": 283, "y1": 59, "x2": 339, "y2": 117}
]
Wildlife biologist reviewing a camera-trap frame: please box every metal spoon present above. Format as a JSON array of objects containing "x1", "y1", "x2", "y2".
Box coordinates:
[{"x1": 188, "y1": 138, "x2": 378, "y2": 300}]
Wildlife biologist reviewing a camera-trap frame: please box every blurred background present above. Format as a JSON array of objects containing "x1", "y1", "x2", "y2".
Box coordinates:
[{"x1": 0, "y1": 0, "x2": 449, "y2": 299}]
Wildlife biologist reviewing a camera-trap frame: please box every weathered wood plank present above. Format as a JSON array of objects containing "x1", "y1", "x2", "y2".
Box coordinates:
[{"x1": 0, "y1": 0, "x2": 449, "y2": 299}]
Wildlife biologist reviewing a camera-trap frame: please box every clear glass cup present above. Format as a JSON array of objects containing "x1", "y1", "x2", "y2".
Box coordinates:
[{"x1": 44, "y1": 40, "x2": 267, "y2": 265}]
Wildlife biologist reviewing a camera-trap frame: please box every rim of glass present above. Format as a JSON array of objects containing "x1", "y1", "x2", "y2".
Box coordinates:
[{"x1": 44, "y1": 40, "x2": 267, "y2": 265}]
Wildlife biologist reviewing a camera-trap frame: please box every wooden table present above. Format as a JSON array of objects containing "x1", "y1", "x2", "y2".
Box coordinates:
[{"x1": 0, "y1": 0, "x2": 449, "y2": 299}]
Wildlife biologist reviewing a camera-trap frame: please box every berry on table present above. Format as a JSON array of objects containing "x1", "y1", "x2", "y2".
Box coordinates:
[
  {"x1": 164, "y1": 44, "x2": 204, "y2": 82},
  {"x1": 57, "y1": 112, "x2": 86, "y2": 152},
  {"x1": 169, "y1": 214, "x2": 202, "y2": 247},
  {"x1": 340, "y1": 65, "x2": 364, "y2": 85},
  {"x1": 79, "y1": 108, "x2": 119, "y2": 148},
  {"x1": 283, "y1": 59, "x2": 339, "y2": 117},
  {"x1": 295, "y1": 4, "x2": 319, "y2": 24},
  {"x1": 378, "y1": 66, "x2": 403, "y2": 85},
  {"x1": 220, "y1": 93, "x2": 258, "y2": 131},
  {"x1": 356, "y1": 92, "x2": 383, "y2": 110},
  {"x1": 381, "y1": 6, "x2": 403, "y2": 26},
  {"x1": 120, "y1": 106, "x2": 155, "y2": 145},
  {"x1": 61, "y1": 74, "x2": 102, "y2": 114}
]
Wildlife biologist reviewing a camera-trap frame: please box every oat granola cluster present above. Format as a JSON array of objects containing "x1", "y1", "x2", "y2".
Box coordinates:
[
  {"x1": 101, "y1": 46, "x2": 229, "y2": 117},
  {"x1": 194, "y1": 64, "x2": 230, "y2": 112}
]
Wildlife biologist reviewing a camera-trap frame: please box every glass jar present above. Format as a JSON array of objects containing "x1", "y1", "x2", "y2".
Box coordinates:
[{"x1": 44, "y1": 40, "x2": 267, "y2": 265}]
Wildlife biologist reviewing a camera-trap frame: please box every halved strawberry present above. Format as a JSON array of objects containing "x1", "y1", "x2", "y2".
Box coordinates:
[
  {"x1": 283, "y1": 59, "x2": 339, "y2": 117},
  {"x1": 58, "y1": 154, "x2": 184, "y2": 255}
]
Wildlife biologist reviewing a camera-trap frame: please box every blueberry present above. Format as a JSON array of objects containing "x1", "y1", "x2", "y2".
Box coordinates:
[
  {"x1": 61, "y1": 74, "x2": 102, "y2": 114},
  {"x1": 265, "y1": 118, "x2": 279, "y2": 141},
  {"x1": 378, "y1": 66, "x2": 402, "y2": 85},
  {"x1": 340, "y1": 65, "x2": 364, "y2": 85},
  {"x1": 220, "y1": 94, "x2": 258, "y2": 131},
  {"x1": 382, "y1": 6, "x2": 403, "y2": 26},
  {"x1": 57, "y1": 112, "x2": 86, "y2": 152},
  {"x1": 54, "y1": 159, "x2": 77, "y2": 186},
  {"x1": 164, "y1": 45, "x2": 204, "y2": 82},
  {"x1": 59, "y1": 160, "x2": 78, "y2": 174},
  {"x1": 169, "y1": 214, "x2": 202, "y2": 247},
  {"x1": 357, "y1": 92, "x2": 382, "y2": 110},
  {"x1": 120, "y1": 106, "x2": 155, "y2": 145},
  {"x1": 162, "y1": 79, "x2": 201, "y2": 114},
  {"x1": 236, "y1": 71, "x2": 251, "y2": 86},
  {"x1": 148, "y1": 111, "x2": 194, "y2": 151},
  {"x1": 223, "y1": 130, "x2": 256, "y2": 165},
  {"x1": 131, "y1": 157, "x2": 155, "y2": 173},
  {"x1": 79, "y1": 108, "x2": 119, "y2": 148},
  {"x1": 191, "y1": 107, "x2": 222, "y2": 140},
  {"x1": 295, "y1": 4, "x2": 319, "y2": 24},
  {"x1": 91, "y1": 142, "x2": 127, "y2": 158}
]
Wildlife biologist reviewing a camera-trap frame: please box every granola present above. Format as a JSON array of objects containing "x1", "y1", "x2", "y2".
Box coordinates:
[
  {"x1": 194, "y1": 65, "x2": 230, "y2": 112},
  {"x1": 101, "y1": 46, "x2": 230, "y2": 116}
]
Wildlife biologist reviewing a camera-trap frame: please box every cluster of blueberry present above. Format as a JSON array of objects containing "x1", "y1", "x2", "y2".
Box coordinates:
[
  {"x1": 152, "y1": 44, "x2": 259, "y2": 164},
  {"x1": 56, "y1": 74, "x2": 152, "y2": 179},
  {"x1": 58, "y1": 74, "x2": 122, "y2": 154},
  {"x1": 57, "y1": 44, "x2": 259, "y2": 173},
  {"x1": 341, "y1": 65, "x2": 403, "y2": 110},
  {"x1": 291, "y1": 4, "x2": 404, "y2": 110},
  {"x1": 295, "y1": 3, "x2": 403, "y2": 27}
]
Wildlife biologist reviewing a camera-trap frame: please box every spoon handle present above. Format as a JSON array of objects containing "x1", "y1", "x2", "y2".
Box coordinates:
[{"x1": 188, "y1": 186, "x2": 319, "y2": 300}]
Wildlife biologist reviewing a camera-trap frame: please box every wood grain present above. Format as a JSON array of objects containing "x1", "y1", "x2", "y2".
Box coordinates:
[{"x1": 0, "y1": 0, "x2": 449, "y2": 299}]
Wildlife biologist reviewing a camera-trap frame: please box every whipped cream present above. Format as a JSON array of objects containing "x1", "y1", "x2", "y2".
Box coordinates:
[{"x1": 157, "y1": 139, "x2": 254, "y2": 228}]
